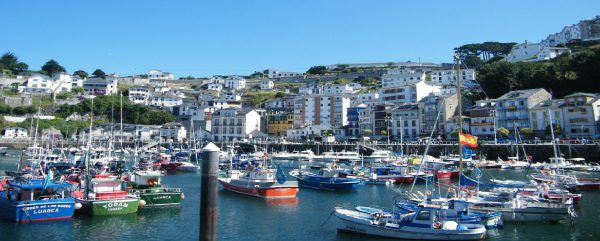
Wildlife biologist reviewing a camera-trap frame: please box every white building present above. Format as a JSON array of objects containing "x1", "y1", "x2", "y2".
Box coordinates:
[
  {"x1": 263, "y1": 68, "x2": 303, "y2": 79},
  {"x1": 18, "y1": 73, "x2": 73, "y2": 95},
  {"x1": 495, "y1": 88, "x2": 552, "y2": 130},
  {"x1": 159, "y1": 122, "x2": 187, "y2": 142},
  {"x1": 468, "y1": 99, "x2": 497, "y2": 138},
  {"x1": 1, "y1": 127, "x2": 28, "y2": 139},
  {"x1": 211, "y1": 108, "x2": 261, "y2": 142},
  {"x1": 148, "y1": 69, "x2": 174, "y2": 81},
  {"x1": 561, "y1": 92, "x2": 600, "y2": 137},
  {"x1": 379, "y1": 80, "x2": 441, "y2": 104},
  {"x1": 260, "y1": 80, "x2": 274, "y2": 90},
  {"x1": 381, "y1": 68, "x2": 426, "y2": 88},
  {"x1": 529, "y1": 99, "x2": 565, "y2": 137},
  {"x1": 150, "y1": 93, "x2": 183, "y2": 107},
  {"x1": 391, "y1": 104, "x2": 420, "y2": 141},
  {"x1": 82, "y1": 76, "x2": 118, "y2": 96},
  {"x1": 207, "y1": 83, "x2": 223, "y2": 92},
  {"x1": 298, "y1": 84, "x2": 322, "y2": 95},
  {"x1": 506, "y1": 41, "x2": 570, "y2": 63},
  {"x1": 349, "y1": 92, "x2": 379, "y2": 106},
  {"x1": 128, "y1": 87, "x2": 151, "y2": 105},
  {"x1": 430, "y1": 69, "x2": 476, "y2": 86},
  {"x1": 224, "y1": 76, "x2": 246, "y2": 90},
  {"x1": 322, "y1": 84, "x2": 356, "y2": 94},
  {"x1": 293, "y1": 95, "x2": 350, "y2": 128},
  {"x1": 286, "y1": 125, "x2": 328, "y2": 141}
]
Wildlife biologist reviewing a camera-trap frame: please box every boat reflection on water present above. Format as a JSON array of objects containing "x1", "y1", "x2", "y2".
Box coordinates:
[
  {"x1": 265, "y1": 197, "x2": 299, "y2": 206},
  {"x1": 137, "y1": 207, "x2": 183, "y2": 222}
]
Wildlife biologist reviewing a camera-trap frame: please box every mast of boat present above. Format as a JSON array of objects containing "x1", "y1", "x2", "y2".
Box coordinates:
[
  {"x1": 548, "y1": 109, "x2": 560, "y2": 171},
  {"x1": 84, "y1": 97, "x2": 95, "y2": 198},
  {"x1": 120, "y1": 92, "x2": 124, "y2": 150},
  {"x1": 455, "y1": 53, "x2": 465, "y2": 188}
]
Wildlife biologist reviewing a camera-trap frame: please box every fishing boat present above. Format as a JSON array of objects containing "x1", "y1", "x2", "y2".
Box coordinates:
[
  {"x1": 310, "y1": 151, "x2": 361, "y2": 163},
  {"x1": 127, "y1": 170, "x2": 184, "y2": 207},
  {"x1": 0, "y1": 174, "x2": 79, "y2": 223},
  {"x1": 334, "y1": 205, "x2": 487, "y2": 240},
  {"x1": 219, "y1": 164, "x2": 299, "y2": 198},
  {"x1": 364, "y1": 166, "x2": 415, "y2": 184},
  {"x1": 289, "y1": 168, "x2": 361, "y2": 191}
]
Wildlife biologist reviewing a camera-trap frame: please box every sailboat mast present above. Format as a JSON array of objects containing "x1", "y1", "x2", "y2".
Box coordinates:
[
  {"x1": 455, "y1": 53, "x2": 464, "y2": 186},
  {"x1": 120, "y1": 92, "x2": 124, "y2": 149}
]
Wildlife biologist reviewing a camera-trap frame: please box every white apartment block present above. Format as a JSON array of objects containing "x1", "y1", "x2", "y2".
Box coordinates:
[
  {"x1": 561, "y1": 92, "x2": 600, "y2": 137},
  {"x1": 349, "y1": 92, "x2": 379, "y2": 106},
  {"x1": 379, "y1": 80, "x2": 441, "y2": 104},
  {"x1": 128, "y1": 87, "x2": 151, "y2": 105},
  {"x1": 211, "y1": 108, "x2": 261, "y2": 142},
  {"x1": 495, "y1": 88, "x2": 552, "y2": 130},
  {"x1": 322, "y1": 84, "x2": 356, "y2": 94},
  {"x1": 286, "y1": 125, "x2": 327, "y2": 141},
  {"x1": 1, "y1": 127, "x2": 28, "y2": 139},
  {"x1": 148, "y1": 69, "x2": 174, "y2": 81},
  {"x1": 159, "y1": 122, "x2": 186, "y2": 142},
  {"x1": 293, "y1": 95, "x2": 350, "y2": 128},
  {"x1": 468, "y1": 99, "x2": 497, "y2": 138},
  {"x1": 381, "y1": 68, "x2": 426, "y2": 88},
  {"x1": 224, "y1": 76, "x2": 246, "y2": 90},
  {"x1": 83, "y1": 76, "x2": 118, "y2": 96},
  {"x1": 530, "y1": 99, "x2": 565, "y2": 136},
  {"x1": 430, "y1": 69, "x2": 476, "y2": 85}
]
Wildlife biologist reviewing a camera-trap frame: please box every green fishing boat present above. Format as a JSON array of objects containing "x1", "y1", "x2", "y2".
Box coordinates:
[
  {"x1": 127, "y1": 170, "x2": 184, "y2": 207},
  {"x1": 74, "y1": 175, "x2": 141, "y2": 216}
]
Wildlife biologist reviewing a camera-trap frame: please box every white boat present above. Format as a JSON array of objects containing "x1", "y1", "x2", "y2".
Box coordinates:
[
  {"x1": 334, "y1": 207, "x2": 487, "y2": 240},
  {"x1": 362, "y1": 150, "x2": 391, "y2": 163},
  {"x1": 271, "y1": 150, "x2": 315, "y2": 161},
  {"x1": 470, "y1": 196, "x2": 575, "y2": 222},
  {"x1": 311, "y1": 151, "x2": 361, "y2": 163},
  {"x1": 501, "y1": 157, "x2": 529, "y2": 169}
]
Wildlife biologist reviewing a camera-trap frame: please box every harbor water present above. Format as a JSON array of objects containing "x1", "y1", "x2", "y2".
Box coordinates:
[{"x1": 1, "y1": 149, "x2": 599, "y2": 241}]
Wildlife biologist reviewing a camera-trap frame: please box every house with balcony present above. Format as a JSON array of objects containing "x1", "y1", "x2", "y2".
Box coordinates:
[
  {"x1": 561, "y1": 92, "x2": 600, "y2": 137},
  {"x1": 211, "y1": 108, "x2": 261, "y2": 142},
  {"x1": 83, "y1": 76, "x2": 118, "y2": 96},
  {"x1": 1, "y1": 127, "x2": 28, "y2": 139},
  {"x1": 379, "y1": 80, "x2": 441, "y2": 105},
  {"x1": 529, "y1": 99, "x2": 565, "y2": 138},
  {"x1": 159, "y1": 122, "x2": 187, "y2": 142},
  {"x1": 128, "y1": 87, "x2": 151, "y2": 105},
  {"x1": 494, "y1": 88, "x2": 552, "y2": 130},
  {"x1": 391, "y1": 104, "x2": 420, "y2": 141},
  {"x1": 267, "y1": 112, "x2": 294, "y2": 137},
  {"x1": 468, "y1": 99, "x2": 497, "y2": 138}
]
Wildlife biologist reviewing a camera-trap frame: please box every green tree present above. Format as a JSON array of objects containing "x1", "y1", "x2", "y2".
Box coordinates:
[
  {"x1": 92, "y1": 69, "x2": 106, "y2": 78},
  {"x1": 56, "y1": 92, "x2": 73, "y2": 100},
  {"x1": 497, "y1": 127, "x2": 510, "y2": 138},
  {"x1": 519, "y1": 128, "x2": 534, "y2": 139},
  {"x1": 275, "y1": 92, "x2": 285, "y2": 98},
  {"x1": 306, "y1": 66, "x2": 327, "y2": 75},
  {"x1": 41, "y1": 59, "x2": 66, "y2": 76},
  {"x1": 0, "y1": 52, "x2": 29, "y2": 75},
  {"x1": 71, "y1": 86, "x2": 84, "y2": 94},
  {"x1": 333, "y1": 78, "x2": 352, "y2": 84},
  {"x1": 74, "y1": 70, "x2": 89, "y2": 79},
  {"x1": 363, "y1": 129, "x2": 373, "y2": 136}
]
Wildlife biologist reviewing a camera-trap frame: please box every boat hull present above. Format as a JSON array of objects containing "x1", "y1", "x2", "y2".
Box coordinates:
[
  {"x1": 219, "y1": 179, "x2": 299, "y2": 198},
  {"x1": 473, "y1": 206, "x2": 572, "y2": 222},
  {"x1": 296, "y1": 178, "x2": 359, "y2": 191},
  {"x1": 0, "y1": 198, "x2": 75, "y2": 223},
  {"x1": 335, "y1": 209, "x2": 486, "y2": 240},
  {"x1": 76, "y1": 198, "x2": 140, "y2": 216},
  {"x1": 136, "y1": 190, "x2": 183, "y2": 207}
]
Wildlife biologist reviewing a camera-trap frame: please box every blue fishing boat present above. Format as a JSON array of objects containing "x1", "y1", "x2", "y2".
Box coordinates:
[
  {"x1": 0, "y1": 174, "x2": 78, "y2": 223},
  {"x1": 289, "y1": 169, "x2": 360, "y2": 191}
]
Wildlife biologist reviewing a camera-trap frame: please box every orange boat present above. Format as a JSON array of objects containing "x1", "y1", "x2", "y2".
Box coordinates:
[{"x1": 219, "y1": 166, "x2": 299, "y2": 199}]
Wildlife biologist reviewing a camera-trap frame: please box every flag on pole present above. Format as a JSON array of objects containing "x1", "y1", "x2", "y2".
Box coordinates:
[{"x1": 459, "y1": 133, "x2": 478, "y2": 148}]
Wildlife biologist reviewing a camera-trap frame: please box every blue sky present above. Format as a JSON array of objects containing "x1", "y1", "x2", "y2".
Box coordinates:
[{"x1": 1, "y1": 1, "x2": 598, "y2": 77}]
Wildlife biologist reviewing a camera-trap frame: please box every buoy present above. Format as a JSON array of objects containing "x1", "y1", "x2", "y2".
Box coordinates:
[
  {"x1": 139, "y1": 199, "x2": 146, "y2": 208},
  {"x1": 74, "y1": 203, "x2": 83, "y2": 209}
]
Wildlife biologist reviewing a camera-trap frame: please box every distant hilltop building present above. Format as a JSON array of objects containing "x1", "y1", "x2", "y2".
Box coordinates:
[
  {"x1": 148, "y1": 69, "x2": 174, "y2": 81},
  {"x1": 263, "y1": 68, "x2": 303, "y2": 79},
  {"x1": 326, "y1": 61, "x2": 440, "y2": 70}
]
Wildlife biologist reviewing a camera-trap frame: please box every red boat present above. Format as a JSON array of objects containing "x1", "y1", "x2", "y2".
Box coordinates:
[
  {"x1": 434, "y1": 170, "x2": 452, "y2": 179},
  {"x1": 219, "y1": 169, "x2": 299, "y2": 198}
]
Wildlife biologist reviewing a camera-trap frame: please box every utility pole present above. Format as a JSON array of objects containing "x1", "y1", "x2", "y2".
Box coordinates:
[{"x1": 455, "y1": 53, "x2": 464, "y2": 186}]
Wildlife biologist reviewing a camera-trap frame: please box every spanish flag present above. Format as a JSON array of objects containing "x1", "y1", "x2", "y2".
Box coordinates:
[{"x1": 459, "y1": 133, "x2": 478, "y2": 148}]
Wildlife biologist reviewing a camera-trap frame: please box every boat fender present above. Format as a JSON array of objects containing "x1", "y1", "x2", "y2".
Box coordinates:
[
  {"x1": 181, "y1": 193, "x2": 185, "y2": 200},
  {"x1": 139, "y1": 199, "x2": 146, "y2": 208},
  {"x1": 74, "y1": 203, "x2": 83, "y2": 209},
  {"x1": 433, "y1": 221, "x2": 442, "y2": 229}
]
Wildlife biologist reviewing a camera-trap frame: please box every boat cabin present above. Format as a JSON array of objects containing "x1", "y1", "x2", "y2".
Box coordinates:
[
  {"x1": 88, "y1": 177, "x2": 128, "y2": 200},
  {"x1": 2, "y1": 179, "x2": 68, "y2": 202},
  {"x1": 132, "y1": 171, "x2": 163, "y2": 188},
  {"x1": 242, "y1": 170, "x2": 275, "y2": 181}
]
